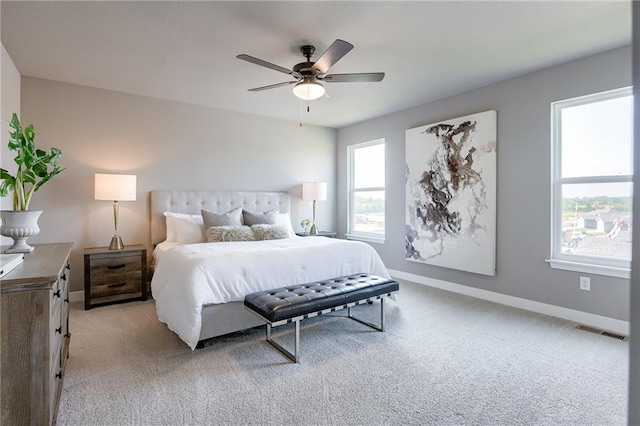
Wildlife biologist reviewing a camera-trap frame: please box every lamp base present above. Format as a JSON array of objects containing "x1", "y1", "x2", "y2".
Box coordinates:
[
  {"x1": 310, "y1": 223, "x2": 318, "y2": 235},
  {"x1": 109, "y1": 235, "x2": 125, "y2": 250}
]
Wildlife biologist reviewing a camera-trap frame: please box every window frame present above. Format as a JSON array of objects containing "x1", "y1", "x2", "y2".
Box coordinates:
[
  {"x1": 346, "y1": 139, "x2": 386, "y2": 244},
  {"x1": 549, "y1": 87, "x2": 633, "y2": 278}
]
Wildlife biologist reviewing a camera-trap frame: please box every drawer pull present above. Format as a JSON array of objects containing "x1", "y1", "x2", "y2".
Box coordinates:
[
  {"x1": 66, "y1": 263, "x2": 71, "y2": 270},
  {"x1": 64, "y1": 297, "x2": 69, "y2": 303},
  {"x1": 55, "y1": 326, "x2": 62, "y2": 334},
  {"x1": 53, "y1": 290, "x2": 61, "y2": 298},
  {"x1": 61, "y1": 273, "x2": 67, "y2": 281},
  {"x1": 108, "y1": 282, "x2": 127, "y2": 288},
  {"x1": 107, "y1": 263, "x2": 126, "y2": 270},
  {"x1": 55, "y1": 371, "x2": 63, "y2": 379}
]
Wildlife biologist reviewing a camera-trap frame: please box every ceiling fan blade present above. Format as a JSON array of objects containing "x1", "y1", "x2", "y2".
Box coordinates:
[
  {"x1": 237, "y1": 54, "x2": 293, "y2": 75},
  {"x1": 311, "y1": 39, "x2": 354, "y2": 74},
  {"x1": 324, "y1": 72, "x2": 385, "y2": 83},
  {"x1": 248, "y1": 81, "x2": 298, "y2": 92}
]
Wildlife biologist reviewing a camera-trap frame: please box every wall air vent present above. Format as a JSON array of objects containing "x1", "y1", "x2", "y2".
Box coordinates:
[{"x1": 575, "y1": 325, "x2": 628, "y2": 341}]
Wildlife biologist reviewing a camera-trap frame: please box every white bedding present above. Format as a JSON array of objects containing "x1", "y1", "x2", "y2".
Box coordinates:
[
  {"x1": 152, "y1": 241, "x2": 179, "y2": 266},
  {"x1": 151, "y1": 237, "x2": 390, "y2": 349}
]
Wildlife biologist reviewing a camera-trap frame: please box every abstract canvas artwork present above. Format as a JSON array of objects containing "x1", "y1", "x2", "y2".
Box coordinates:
[{"x1": 405, "y1": 110, "x2": 497, "y2": 276}]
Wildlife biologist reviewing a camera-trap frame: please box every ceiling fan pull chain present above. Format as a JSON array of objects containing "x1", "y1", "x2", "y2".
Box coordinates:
[{"x1": 299, "y1": 99, "x2": 303, "y2": 127}]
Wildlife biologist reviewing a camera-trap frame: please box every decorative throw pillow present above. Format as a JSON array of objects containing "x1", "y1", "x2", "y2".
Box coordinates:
[
  {"x1": 251, "y1": 224, "x2": 290, "y2": 241},
  {"x1": 201, "y1": 207, "x2": 243, "y2": 228},
  {"x1": 164, "y1": 212, "x2": 202, "y2": 242},
  {"x1": 273, "y1": 212, "x2": 296, "y2": 238},
  {"x1": 206, "y1": 226, "x2": 255, "y2": 242},
  {"x1": 174, "y1": 216, "x2": 206, "y2": 244},
  {"x1": 242, "y1": 209, "x2": 278, "y2": 226}
]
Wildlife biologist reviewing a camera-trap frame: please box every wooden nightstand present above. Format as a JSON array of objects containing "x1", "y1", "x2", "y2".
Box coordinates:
[
  {"x1": 84, "y1": 245, "x2": 147, "y2": 310},
  {"x1": 295, "y1": 231, "x2": 337, "y2": 238}
]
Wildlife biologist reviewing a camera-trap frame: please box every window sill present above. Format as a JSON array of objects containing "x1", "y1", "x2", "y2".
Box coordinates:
[
  {"x1": 345, "y1": 234, "x2": 385, "y2": 245},
  {"x1": 546, "y1": 258, "x2": 630, "y2": 279}
]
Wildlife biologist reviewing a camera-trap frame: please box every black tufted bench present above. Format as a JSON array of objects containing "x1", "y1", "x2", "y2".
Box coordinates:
[{"x1": 244, "y1": 273, "x2": 399, "y2": 363}]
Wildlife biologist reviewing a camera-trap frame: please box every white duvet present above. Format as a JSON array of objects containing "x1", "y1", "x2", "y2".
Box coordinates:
[{"x1": 151, "y1": 237, "x2": 390, "y2": 349}]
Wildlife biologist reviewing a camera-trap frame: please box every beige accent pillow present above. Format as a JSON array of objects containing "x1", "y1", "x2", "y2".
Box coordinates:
[
  {"x1": 206, "y1": 226, "x2": 255, "y2": 242},
  {"x1": 251, "y1": 224, "x2": 290, "y2": 241}
]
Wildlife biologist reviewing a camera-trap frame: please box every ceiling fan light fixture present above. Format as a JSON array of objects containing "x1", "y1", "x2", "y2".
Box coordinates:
[{"x1": 293, "y1": 79, "x2": 325, "y2": 100}]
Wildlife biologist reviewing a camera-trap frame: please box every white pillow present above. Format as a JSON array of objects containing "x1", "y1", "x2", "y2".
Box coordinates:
[
  {"x1": 164, "y1": 212, "x2": 201, "y2": 242},
  {"x1": 174, "y1": 216, "x2": 205, "y2": 244},
  {"x1": 274, "y1": 212, "x2": 296, "y2": 238}
]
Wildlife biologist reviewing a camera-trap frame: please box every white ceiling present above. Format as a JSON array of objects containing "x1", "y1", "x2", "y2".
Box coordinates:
[{"x1": 0, "y1": 1, "x2": 631, "y2": 129}]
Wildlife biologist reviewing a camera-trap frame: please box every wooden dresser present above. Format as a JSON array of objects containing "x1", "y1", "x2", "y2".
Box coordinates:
[{"x1": 1, "y1": 242, "x2": 73, "y2": 426}]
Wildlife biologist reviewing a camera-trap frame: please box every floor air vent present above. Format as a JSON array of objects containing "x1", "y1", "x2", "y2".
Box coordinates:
[{"x1": 575, "y1": 325, "x2": 628, "y2": 341}]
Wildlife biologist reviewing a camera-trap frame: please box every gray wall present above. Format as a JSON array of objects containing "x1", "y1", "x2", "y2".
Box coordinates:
[
  {"x1": 16, "y1": 77, "x2": 337, "y2": 293},
  {"x1": 338, "y1": 46, "x2": 632, "y2": 322},
  {"x1": 1, "y1": 44, "x2": 21, "y2": 217}
]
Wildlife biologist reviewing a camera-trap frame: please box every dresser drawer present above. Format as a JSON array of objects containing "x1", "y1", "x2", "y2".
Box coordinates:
[
  {"x1": 50, "y1": 347, "x2": 63, "y2": 424},
  {"x1": 50, "y1": 282, "x2": 62, "y2": 316}
]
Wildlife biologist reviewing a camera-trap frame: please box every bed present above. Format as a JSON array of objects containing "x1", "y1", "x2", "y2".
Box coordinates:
[{"x1": 149, "y1": 190, "x2": 390, "y2": 349}]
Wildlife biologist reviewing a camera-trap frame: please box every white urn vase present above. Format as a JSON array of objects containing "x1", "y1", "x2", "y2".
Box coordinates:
[{"x1": 0, "y1": 210, "x2": 42, "y2": 253}]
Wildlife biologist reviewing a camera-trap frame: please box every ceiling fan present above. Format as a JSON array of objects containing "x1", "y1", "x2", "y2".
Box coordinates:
[{"x1": 237, "y1": 39, "x2": 385, "y2": 101}]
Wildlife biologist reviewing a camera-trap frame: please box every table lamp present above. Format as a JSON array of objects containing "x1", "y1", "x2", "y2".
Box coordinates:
[
  {"x1": 302, "y1": 182, "x2": 327, "y2": 235},
  {"x1": 94, "y1": 173, "x2": 136, "y2": 250}
]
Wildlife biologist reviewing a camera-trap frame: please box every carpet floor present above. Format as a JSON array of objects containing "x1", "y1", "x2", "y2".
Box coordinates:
[{"x1": 58, "y1": 279, "x2": 628, "y2": 425}]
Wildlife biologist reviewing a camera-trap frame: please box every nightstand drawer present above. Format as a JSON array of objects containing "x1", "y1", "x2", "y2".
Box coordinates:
[
  {"x1": 89, "y1": 267, "x2": 141, "y2": 286},
  {"x1": 91, "y1": 272, "x2": 142, "y2": 297},
  {"x1": 89, "y1": 255, "x2": 141, "y2": 275}
]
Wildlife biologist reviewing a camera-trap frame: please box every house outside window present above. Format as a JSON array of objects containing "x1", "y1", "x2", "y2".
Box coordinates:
[
  {"x1": 549, "y1": 87, "x2": 633, "y2": 278},
  {"x1": 347, "y1": 139, "x2": 385, "y2": 243}
]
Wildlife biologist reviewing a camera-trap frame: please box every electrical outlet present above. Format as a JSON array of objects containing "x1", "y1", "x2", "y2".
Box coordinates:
[{"x1": 579, "y1": 276, "x2": 591, "y2": 291}]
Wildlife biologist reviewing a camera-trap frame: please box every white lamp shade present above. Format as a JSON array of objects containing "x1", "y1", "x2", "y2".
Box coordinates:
[
  {"x1": 95, "y1": 174, "x2": 137, "y2": 201},
  {"x1": 302, "y1": 182, "x2": 327, "y2": 201},
  {"x1": 293, "y1": 81, "x2": 325, "y2": 101}
]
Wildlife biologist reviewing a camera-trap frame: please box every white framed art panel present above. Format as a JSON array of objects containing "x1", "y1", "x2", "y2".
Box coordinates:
[{"x1": 405, "y1": 110, "x2": 497, "y2": 276}]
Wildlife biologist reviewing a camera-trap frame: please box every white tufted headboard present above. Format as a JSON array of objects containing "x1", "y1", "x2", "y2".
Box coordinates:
[{"x1": 150, "y1": 190, "x2": 291, "y2": 245}]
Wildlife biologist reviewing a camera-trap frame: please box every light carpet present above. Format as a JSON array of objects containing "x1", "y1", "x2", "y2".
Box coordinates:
[{"x1": 58, "y1": 280, "x2": 628, "y2": 425}]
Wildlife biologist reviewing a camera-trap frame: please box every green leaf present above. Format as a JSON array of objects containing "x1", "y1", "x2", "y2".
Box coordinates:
[{"x1": 1, "y1": 114, "x2": 64, "y2": 210}]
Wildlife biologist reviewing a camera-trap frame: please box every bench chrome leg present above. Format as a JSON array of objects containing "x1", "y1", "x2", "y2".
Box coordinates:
[
  {"x1": 348, "y1": 298, "x2": 386, "y2": 332},
  {"x1": 266, "y1": 320, "x2": 300, "y2": 363}
]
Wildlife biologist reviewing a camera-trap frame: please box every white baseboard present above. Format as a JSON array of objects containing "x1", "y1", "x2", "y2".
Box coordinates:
[
  {"x1": 388, "y1": 269, "x2": 630, "y2": 336},
  {"x1": 71, "y1": 272, "x2": 629, "y2": 336},
  {"x1": 69, "y1": 290, "x2": 84, "y2": 303}
]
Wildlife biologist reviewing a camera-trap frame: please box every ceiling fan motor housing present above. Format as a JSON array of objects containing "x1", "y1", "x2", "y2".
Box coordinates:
[
  {"x1": 300, "y1": 45, "x2": 316, "y2": 59},
  {"x1": 294, "y1": 45, "x2": 317, "y2": 77}
]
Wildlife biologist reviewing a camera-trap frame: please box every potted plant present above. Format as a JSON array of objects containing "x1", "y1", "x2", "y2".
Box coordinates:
[
  {"x1": 0, "y1": 113, "x2": 64, "y2": 253},
  {"x1": 300, "y1": 218, "x2": 312, "y2": 234}
]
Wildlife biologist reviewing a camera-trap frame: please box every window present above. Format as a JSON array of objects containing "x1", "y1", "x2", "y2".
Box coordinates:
[
  {"x1": 347, "y1": 139, "x2": 385, "y2": 243},
  {"x1": 550, "y1": 87, "x2": 633, "y2": 278}
]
